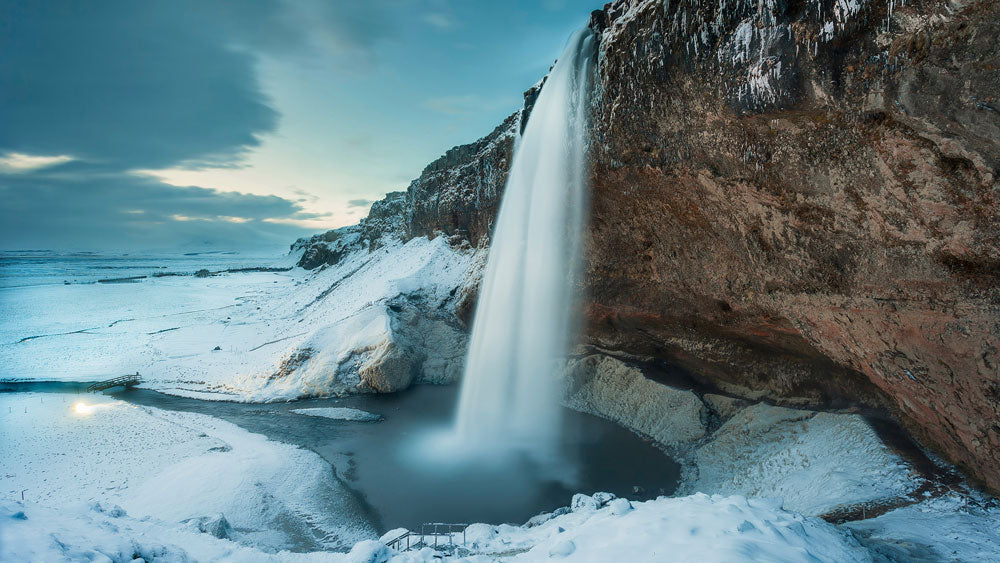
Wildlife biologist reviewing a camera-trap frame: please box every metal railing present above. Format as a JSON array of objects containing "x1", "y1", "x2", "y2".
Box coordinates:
[
  {"x1": 86, "y1": 373, "x2": 141, "y2": 393},
  {"x1": 385, "y1": 522, "x2": 469, "y2": 552}
]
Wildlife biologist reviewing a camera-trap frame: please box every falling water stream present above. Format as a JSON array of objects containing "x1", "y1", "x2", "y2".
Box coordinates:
[{"x1": 455, "y1": 28, "x2": 596, "y2": 454}]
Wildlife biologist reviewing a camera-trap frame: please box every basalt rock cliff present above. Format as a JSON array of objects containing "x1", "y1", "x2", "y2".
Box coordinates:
[{"x1": 294, "y1": 0, "x2": 999, "y2": 491}]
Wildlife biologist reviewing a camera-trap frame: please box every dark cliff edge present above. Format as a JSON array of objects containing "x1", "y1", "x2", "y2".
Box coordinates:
[{"x1": 295, "y1": 0, "x2": 1000, "y2": 492}]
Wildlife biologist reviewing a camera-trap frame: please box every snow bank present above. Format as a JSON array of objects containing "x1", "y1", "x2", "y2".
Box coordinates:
[
  {"x1": 2, "y1": 491, "x2": 874, "y2": 562},
  {"x1": 683, "y1": 403, "x2": 915, "y2": 515},
  {"x1": 467, "y1": 492, "x2": 869, "y2": 561},
  {"x1": 291, "y1": 407, "x2": 383, "y2": 422},
  {"x1": 845, "y1": 493, "x2": 1000, "y2": 562},
  {"x1": 0, "y1": 392, "x2": 374, "y2": 552}
]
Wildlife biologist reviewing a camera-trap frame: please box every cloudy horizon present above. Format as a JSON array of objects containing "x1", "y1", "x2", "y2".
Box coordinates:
[{"x1": 0, "y1": 0, "x2": 595, "y2": 252}]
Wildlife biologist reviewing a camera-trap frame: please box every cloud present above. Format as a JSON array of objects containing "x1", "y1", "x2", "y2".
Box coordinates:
[
  {"x1": 422, "y1": 13, "x2": 457, "y2": 30},
  {"x1": 289, "y1": 0, "x2": 397, "y2": 67},
  {"x1": 0, "y1": 153, "x2": 74, "y2": 174},
  {"x1": 347, "y1": 199, "x2": 375, "y2": 208},
  {"x1": 0, "y1": 0, "x2": 325, "y2": 250},
  {"x1": 0, "y1": 168, "x2": 315, "y2": 251},
  {"x1": 0, "y1": 1, "x2": 279, "y2": 170}
]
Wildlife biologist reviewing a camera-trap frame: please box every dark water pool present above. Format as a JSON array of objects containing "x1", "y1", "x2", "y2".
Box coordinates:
[{"x1": 3, "y1": 381, "x2": 680, "y2": 532}]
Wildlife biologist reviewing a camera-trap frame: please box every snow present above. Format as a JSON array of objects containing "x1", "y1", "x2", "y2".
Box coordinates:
[
  {"x1": 468, "y1": 493, "x2": 871, "y2": 562},
  {"x1": 1, "y1": 235, "x2": 473, "y2": 402},
  {"x1": 0, "y1": 490, "x2": 872, "y2": 562},
  {"x1": 291, "y1": 407, "x2": 382, "y2": 422},
  {"x1": 3, "y1": 389, "x2": 998, "y2": 562},
  {"x1": 0, "y1": 392, "x2": 375, "y2": 552},
  {"x1": 682, "y1": 404, "x2": 916, "y2": 516},
  {"x1": 844, "y1": 493, "x2": 1000, "y2": 562}
]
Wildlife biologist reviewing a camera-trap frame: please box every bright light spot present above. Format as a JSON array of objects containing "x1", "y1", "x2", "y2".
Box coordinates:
[
  {"x1": 72, "y1": 401, "x2": 117, "y2": 416},
  {"x1": 0, "y1": 152, "x2": 74, "y2": 173}
]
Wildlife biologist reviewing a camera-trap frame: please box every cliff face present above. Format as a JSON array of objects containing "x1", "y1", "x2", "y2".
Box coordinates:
[
  {"x1": 295, "y1": 0, "x2": 999, "y2": 490},
  {"x1": 585, "y1": 0, "x2": 999, "y2": 489}
]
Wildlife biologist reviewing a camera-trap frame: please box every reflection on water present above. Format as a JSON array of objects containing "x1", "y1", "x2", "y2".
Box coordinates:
[{"x1": 4, "y1": 382, "x2": 680, "y2": 532}]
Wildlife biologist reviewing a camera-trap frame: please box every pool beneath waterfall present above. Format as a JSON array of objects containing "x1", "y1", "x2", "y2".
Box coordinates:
[{"x1": 10, "y1": 382, "x2": 680, "y2": 534}]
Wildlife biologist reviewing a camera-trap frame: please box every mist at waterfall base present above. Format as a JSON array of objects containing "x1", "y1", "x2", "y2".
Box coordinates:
[{"x1": 407, "y1": 27, "x2": 598, "y2": 494}]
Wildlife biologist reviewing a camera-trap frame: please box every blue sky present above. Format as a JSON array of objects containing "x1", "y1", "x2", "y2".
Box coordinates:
[{"x1": 0, "y1": 0, "x2": 597, "y2": 252}]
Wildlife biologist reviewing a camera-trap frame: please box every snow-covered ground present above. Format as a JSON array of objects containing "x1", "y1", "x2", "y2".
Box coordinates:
[
  {"x1": 681, "y1": 404, "x2": 916, "y2": 516},
  {"x1": 0, "y1": 392, "x2": 375, "y2": 553},
  {"x1": 12, "y1": 479, "x2": 999, "y2": 562},
  {"x1": 845, "y1": 492, "x2": 1000, "y2": 562},
  {"x1": 0, "y1": 236, "x2": 473, "y2": 401}
]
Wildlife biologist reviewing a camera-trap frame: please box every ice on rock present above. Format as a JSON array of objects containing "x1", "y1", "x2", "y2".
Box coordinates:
[
  {"x1": 608, "y1": 498, "x2": 633, "y2": 515},
  {"x1": 571, "y1": 494, "x2": 599, "y2": 512},
  {"x1": 591, "y1": 491, "x2": 617, "y2": 507},
  {"x1": 548, "y1": 538, "x2": 576, "y2": 557}
]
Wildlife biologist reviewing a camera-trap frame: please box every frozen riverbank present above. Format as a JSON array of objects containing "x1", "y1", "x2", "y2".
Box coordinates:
[{"x1": 0, "y1": 391, "x2": 374, "y2": 553}]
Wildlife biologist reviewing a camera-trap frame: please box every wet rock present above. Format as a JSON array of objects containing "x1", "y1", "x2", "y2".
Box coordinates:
[{"x1": 563, "y1": 354, "x2": 707, "y2": 449}]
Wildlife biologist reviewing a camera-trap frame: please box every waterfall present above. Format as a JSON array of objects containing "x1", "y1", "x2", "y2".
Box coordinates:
[{"x1": 455, "y1": 28, "x2": 595, "y2": 454}]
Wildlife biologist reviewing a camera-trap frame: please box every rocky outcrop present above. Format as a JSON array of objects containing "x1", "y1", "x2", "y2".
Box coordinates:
[
  {"x1": 291, "y1": 112, "x2": 517, "y2": 269},
  {"x1": 583, "y1": 0, "x2": 999, "y2": 491},
  {"x1": 290, "y1": 226, "x2": 362, "y2": 270},
  {"x1": 291, "y1": 0, "x2": 999, "y2": 490},
  {"x1": 563, "y1": 354, "x2": 708, "y2": 449},
  {"x1": 561, "y1": 352, "x2": 918, "y2": 516}
]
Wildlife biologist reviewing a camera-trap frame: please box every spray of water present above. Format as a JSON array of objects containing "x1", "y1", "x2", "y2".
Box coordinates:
[{"x1": 454, "y1": 28, "x2": 595, "y2": 456}]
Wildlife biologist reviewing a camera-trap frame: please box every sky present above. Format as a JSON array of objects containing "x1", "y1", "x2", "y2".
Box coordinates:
[{"x1": 0, "y1": 0, "x2": 598, "y2": 252}]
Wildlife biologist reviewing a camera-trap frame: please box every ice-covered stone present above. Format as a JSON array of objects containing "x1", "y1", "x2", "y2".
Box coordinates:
[
  {"x1": 608, "y1": 498, "x2": 634, "y2": 515},
  {"x1": 563, "y1": 354, "x2": 707, "y2": 449},
  {"x1": 571, "y1": 494, "x2": 599, "y2": 512}
]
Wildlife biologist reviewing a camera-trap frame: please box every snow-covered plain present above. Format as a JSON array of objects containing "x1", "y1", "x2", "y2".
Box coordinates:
[
  {"x1": 0, "y1": 392, "x2": 374, "y2": 553},
  {"x1": 0, "y1": 236, "x2": 473, "y2": 401}
]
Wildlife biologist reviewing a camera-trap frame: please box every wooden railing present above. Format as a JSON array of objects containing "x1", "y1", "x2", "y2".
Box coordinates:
[
  {"x1": 385, "y1": 522, "x2": 468, "y2": 552},
  {"x1": 86, "y1": 373, "x2": 141, "y2": 393}
]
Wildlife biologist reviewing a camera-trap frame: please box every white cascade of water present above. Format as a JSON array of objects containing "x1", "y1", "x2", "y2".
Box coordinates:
[{"x1": 455, "y1": 28, "x2": 595, "y2": 454}]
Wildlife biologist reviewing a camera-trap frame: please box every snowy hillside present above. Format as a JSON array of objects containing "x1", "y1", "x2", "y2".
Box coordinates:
[{"x1": 1, "y1": 235, "x2": 478, "y2": 402}]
